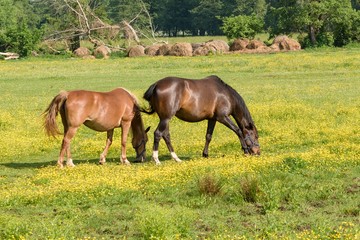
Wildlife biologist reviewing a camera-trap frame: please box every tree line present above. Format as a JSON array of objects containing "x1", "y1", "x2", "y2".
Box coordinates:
[{"x1": 0, "y1": 0, "x2": 359, "y2": 56}]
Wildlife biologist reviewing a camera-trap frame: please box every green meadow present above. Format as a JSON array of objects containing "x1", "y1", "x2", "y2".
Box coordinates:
[{"x1": 0, "y1": 48, "x2": 359, "y2": 239}]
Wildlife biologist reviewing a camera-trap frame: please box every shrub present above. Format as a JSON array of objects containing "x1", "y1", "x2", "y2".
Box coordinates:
[
  {"x1": 221, "y1": 15, "x2": 264, "y2": 40},
  {"x1": 0, "y1": 22, "x2": 42, "y2": 57},
  {"x1": 197, "y1": 174, "x2": 223, "y2": 197},
  {"x1": 238, "y1": 174, "x2": 260, "y2": 203}
]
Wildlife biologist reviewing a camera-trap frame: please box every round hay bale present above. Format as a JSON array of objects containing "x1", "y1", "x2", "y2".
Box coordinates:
[
  {"x1": 191, "y1": 43, "x2": 203, "y2": 52},
  {"x1": 94, "y1": 45, "x2": 111, "y2": 59},
  {"x1": 127, "y1": 45, "x2": 145, "y2": 57},
  {"x1": 145, "y1": 44, "x2": 162, "y2": 56},
  {"x1": 230, "y1": 38, "x2": 250, "y2": 51},
  {"x1": 271, "y1": 35, "x2": 301, "y2": 51},
  {"x1": 254, "y1": 46, "x2": 272, "y2": 53},
  {"x1": 205, "y1": 40, "x2": 229, "y2": 53},
  {"x1": 157, "y1": 44, "x2": 173, "y2": 56},
  {"x1": 74, "y1": 47, "x2": 91, "y2": 57},
  {"x1": 246, "y1": 40, "x2": 266, "y2": 50},
  {"x1": 82, "y1": 55, "x2": 96, "y2": 60},
  {"x1": 193, "y1": 45, "x2": 210, "y2": 56},
  {"x1": 169, "y1": 43, "x2": 193, "y2": 57}
]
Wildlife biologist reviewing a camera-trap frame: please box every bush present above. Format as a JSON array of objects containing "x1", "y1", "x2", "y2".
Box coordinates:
[
  {"x1": 221, "y1": 15, "x2": 264, "y2": 40},
  {"x1": 0, "y1": 22, "x2": 42, "y2": 57},
  {"x1": 198, "y1": 174, "x2": 223, "y2": 197},
  {"x1": 238, "y1": 174, "x2": 260, "y2": 203}
]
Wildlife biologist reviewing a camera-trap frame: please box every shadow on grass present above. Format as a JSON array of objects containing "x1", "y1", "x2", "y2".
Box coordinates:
[{"x1": 0, "y1": 154, "x2": 191, "y2": 169}]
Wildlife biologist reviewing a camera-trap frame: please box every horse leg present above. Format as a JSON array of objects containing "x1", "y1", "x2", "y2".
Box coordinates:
[
  {"x1": 218, "y1": 116, "x2": 249, "y2": 154},
  {"x1": 99, "y1": 129, "x2": 114, "y2": 165},
  {"x1": 120, "y1": 121, "x2": 131, "y2": 165},
  {"x1": 58, "y1": 126, "x2": 78, "y2": 168},
  {"x1": 202, "y1": 119, "x2": 216, "y2": 158},
  {"x1": 152, "y1": 119, "x2": 169, "y2": 164},
  {"x1": 162, "y1": 125, "x2": 181, "y2": 163}
]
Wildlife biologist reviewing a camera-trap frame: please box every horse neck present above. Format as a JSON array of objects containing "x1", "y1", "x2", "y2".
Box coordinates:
[
  {"x1": 131, "y1": 108, "x2": 145, "y2": 143},
  {"x1": 233, "y1": 95, "x2": 254, "y2": 127}
]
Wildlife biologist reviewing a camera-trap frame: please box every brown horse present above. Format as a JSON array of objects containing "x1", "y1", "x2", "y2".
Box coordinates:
[
  {"x1": 142, "y1": 75, "x2": 260, "y2": 164},
  {"x1": 43, "y1": 88, "x2": 149, "y2": 168}
]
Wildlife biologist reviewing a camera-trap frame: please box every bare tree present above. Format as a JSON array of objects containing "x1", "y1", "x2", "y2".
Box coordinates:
[{"x1": 45, "y1": 0, "x2": 160, "y2": 52}]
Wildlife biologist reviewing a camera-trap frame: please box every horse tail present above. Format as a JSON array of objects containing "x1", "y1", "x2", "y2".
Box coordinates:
[
  {"x1": 43, "y1": 91, "x2": 68, "y2": 137},
  {"x1": 141, "y1": 82, "x2": 157, "y2": 114}
]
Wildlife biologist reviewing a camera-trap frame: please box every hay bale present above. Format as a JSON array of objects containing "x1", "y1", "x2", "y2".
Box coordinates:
[
  {"x1": 193, "y1": 45, "x2": 210, "y2": 56},
  {"x1": 230, "y1": 38, "x2": 250, "y2": 51},
  {"x1": 169, "y1": 43, "x2": 193, "y2": 56},
  {"x1": 157, "y1": 44, "x2": 173, "y2": 56},
  {"x1": 82, "y1": 55, "x2": 96, "y2": 59},
  {"x1": 127, "y1": 45, "x2": 145, "y2": 57},
  {"x1": 191, "y1": 43, "x2": 203, "y2": 52},
  {"x1": 254, "y1": 46, "x2": 272, "y2": 53},
  {"x1": 74, "y1": 47, "x2": 91, "y2": 57},
  {"x1": 246, "y1": 40, "x2": 266, "y2": 50},
  {"x1": 271, "y1": 35, "x2": 301, "y2": 51},
  {"x1": 94, "y1": 45, "x2": 111, "y2": 59},
  {"x1": 205, "y1": 40, "x2": 229, "y2": 53},
  {"x1": 145, "y1": 44, "x2": 162, "y2": 56}
]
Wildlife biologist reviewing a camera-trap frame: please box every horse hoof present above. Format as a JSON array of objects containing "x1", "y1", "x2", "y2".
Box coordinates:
[{"x1": 122, "y1": 159, "x2": 131, "y2": 165}]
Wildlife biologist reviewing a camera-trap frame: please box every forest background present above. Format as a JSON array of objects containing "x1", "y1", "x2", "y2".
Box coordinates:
[{"x1": 1, "y1": 0, "x2": 360, "y2": 57}]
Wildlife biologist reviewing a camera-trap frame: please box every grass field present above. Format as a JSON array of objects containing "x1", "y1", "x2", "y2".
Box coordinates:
[{"x1": 0, "y1": 47, "x2": 359, "y2": 239}]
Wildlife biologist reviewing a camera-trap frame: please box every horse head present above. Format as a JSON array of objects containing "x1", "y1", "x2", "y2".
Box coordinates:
[
  {"x1": 243, "y1": 123, "x2": 260, "y2": 155},
  {"x1": 133, "y1": 126, "x2": 150, "y2": 162}
]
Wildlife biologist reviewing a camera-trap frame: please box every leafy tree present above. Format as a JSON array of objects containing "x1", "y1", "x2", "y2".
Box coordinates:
[
  {"x1": 265, "y1": 0, "x2": 360, "y2": 47},
  {"x1": 221, "y1": 14, "x2": 264, "y2": 40},
  {"x1": 154, "y1": 0, "x2": 199, "y2": 36},
  {"x1": 351, "y1": 0, "x2": 360, "y2": 10},
  {"x1": 1, "y1": 22, "x2": 42, "y2": 56},
  {"x1": 233, "y1": 0, "x2": 266, "y2": 17},
  {"x1": 0, "y1": 0, "x2": 42, "y2": 56},
  {"x1": 326, "y1": 2, "x2": 360, "y2": 46},
  {"x1": 191, "y1": 0, "x2": 224, "y2": 35}
]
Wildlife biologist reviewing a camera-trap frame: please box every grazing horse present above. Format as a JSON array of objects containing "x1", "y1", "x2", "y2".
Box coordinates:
[
  {"x1": 142, "y1": 75, "x2": 260, "y2": 164},
  {"x1": 43, "y1": 88, "x2": 149, "y2": 168}
]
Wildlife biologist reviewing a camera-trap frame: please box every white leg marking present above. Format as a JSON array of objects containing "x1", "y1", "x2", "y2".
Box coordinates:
[
  {"x1": 171, "y1": 152, "x2": 182, "y2": 162},
  {"x1": 152, "y1": 150, "x2": 161, "y2": 165},
  {"x1": 99, "y1": 154, "x2": 106, "y2": 165},
  {"x1": 122, "y1": 159, "x2": 131, "y2": 165},
  {"x1": 67, "y1": 159, "x2": 75, "y2": 167}
]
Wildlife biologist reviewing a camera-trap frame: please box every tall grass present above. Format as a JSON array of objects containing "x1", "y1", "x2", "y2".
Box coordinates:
[{"x1": 0, "y1": 48, "x2": 359, "y2": 239}]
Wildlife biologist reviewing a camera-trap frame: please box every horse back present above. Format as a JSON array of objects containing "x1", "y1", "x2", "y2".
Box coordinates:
[
  {"x1": 65, "y1": 88, "x2": 135, "y2": 130},
  {"x1": 152, "y1": 76, "x2": 232, "y2": 121}
]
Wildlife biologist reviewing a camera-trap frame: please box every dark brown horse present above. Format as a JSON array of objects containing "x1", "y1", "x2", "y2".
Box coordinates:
[
  {"x1": 43, "y1": 88, "x2": 149, "y2": 168},
  {"x1": 142, "y1": 75, "x2": 260, "y2": 164}
]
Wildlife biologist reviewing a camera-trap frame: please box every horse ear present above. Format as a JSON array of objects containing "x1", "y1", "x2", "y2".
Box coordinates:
[{"x1": 145, "y1": 126, "x2": 151, "y2": 133}]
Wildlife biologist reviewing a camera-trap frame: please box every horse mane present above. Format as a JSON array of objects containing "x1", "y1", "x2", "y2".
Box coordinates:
[
  {"x1": 211, "y1": 75, "x2": 255, "y2": 125},
  {"x1": 130, "y1": 98, "x2": 146, "y2": 145},
  {"x1": 120, "y1": 87, "x2": 139, "y2": 105}
]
